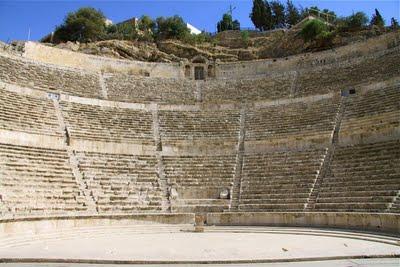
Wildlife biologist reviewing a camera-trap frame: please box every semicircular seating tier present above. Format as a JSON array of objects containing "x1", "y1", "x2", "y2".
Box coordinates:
[{"x1": 0, "y1": 40, "x2": 399, "y2": 219}]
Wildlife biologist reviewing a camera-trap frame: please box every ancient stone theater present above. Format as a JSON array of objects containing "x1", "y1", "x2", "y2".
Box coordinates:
[{"x1": 0, "y1": 31, "x2": 399, "y2": 265}]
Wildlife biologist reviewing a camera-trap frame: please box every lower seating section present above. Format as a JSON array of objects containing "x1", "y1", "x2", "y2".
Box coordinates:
[
  {"x1": 105, "y1": 74, "x2": 197, "y2": 104},
  {"x1": 75, "y1": 151, "x2": 163, "y2": 213},
  {"x1": 0, "y1": 54, "x2": 101, "y2": 98},
  {"x1": 0, "y1": 88, "x2": 62, "y2": 137},
  {"x1": 202, "y1": 74, "x2": 292, "y2": 103},
  {"x1": 60, "y1": 101, "x2": 154, "y2": 145},
  {"x1": 246, "y1": 97, "x2": 339, "y2": 141},
  {"x1": 340, "y1": 85, "x2": 400, "y2": 135},
  {"x1": 239, "y1": 149, "x2": 325, "y2": 211},
  {"x1": 0, "y1": 143, "x2": 87, "y2": 217},
  {"x1": 159, "y1": 110, "x2": 240, "y2": 145},
  {"x1": 163, "y1": 155, "x2": 236, "y2": 212},
  {"x1": 296, "y1": 48, "x2": 400, "y2": 96},
  {"x1": 314, "y1": 140, "x2": 400, "y2": 212}
]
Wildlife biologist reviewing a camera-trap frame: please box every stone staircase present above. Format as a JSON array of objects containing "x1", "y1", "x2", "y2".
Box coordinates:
[
  {"x1": 305, "y1": 96, "x2": 347, "y2": 211},
  {"x1": 230, "y1": 107, "x2": 246, "y2": 211},
  {"x1": 52, "y1": 98, "x2": 97, "y2": 213},
  {"x1": 152, "y1": 106, "x2": 170, "y2": 212}
]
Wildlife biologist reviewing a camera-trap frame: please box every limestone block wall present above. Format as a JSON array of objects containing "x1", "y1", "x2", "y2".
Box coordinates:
[
  {"x1": 216, "y1": 31, "x2": 400, "y2": 79},
  {"x1": 23, "y1": 42, "x2": 184, "y2": 78},
  {"x1": 207, "y1": 212, "x2": 400, "y2": 234}
]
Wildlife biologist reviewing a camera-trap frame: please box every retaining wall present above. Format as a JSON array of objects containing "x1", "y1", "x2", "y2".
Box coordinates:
[{"x1": 207, "y1": 212, "x2": 400, "y2": 234}]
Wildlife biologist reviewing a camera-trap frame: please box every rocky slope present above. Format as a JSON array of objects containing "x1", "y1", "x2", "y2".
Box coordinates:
[{"x1": 48, "y1": 26, "x2": 390, "y2": 63}]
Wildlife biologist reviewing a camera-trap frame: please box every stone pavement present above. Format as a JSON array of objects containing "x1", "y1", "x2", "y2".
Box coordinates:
[
  {"x1": 0, "y1": 226, "x2": 398, "y2": 264},
  {"x1": 0, "y1": 258, "x2": 399, "y2": 267}
]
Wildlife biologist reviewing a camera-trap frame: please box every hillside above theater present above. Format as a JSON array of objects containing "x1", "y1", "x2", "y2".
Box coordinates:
[{"x1": 39, "y1": 26, "x2": 398, "y2": 63}]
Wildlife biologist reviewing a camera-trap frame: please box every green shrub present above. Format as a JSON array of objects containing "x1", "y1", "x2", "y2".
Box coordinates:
[
  {"x1": 241, "y1": 31, "x2": 250, "y2": 47},
  {"x1": 315, "y1": 30, "x2": 335, "y2": 47},
  {"x1": 155, "y1": 16, "x2": 190, "y2": 41},
  {"x1": 300, "y1": 19, "x2": 329, "y2": 42},
  {"x1": 106, "y1": 22, "x2": 137, "y2": 41}
]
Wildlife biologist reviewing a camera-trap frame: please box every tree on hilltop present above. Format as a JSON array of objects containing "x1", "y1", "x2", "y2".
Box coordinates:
[
  {"x1": 390, "y1": 17, "x2": 399, "y2": 30},
  {"x1": 250, "y1": 0, "x2": 268, "y2": 31},
  {"x1": 250, "y1": 0, "x2": 276, "y2": 31},
  {"x1": 217, "y1": 13, "x2": 240, "y2": 32},
  {"x1": 155, "y1": 15, "x2": 190, "y2": 40},
  {"x1": 53, "y1": 7, "x2": 107, "y2": 43},
  {"x1": 139, "y1": 15, "x2": 156, "y2": 32},
  {"x1": 370, "y1": 8, "x2": 385, "y2": 28},
  {"x1": 336, "y1": 11, "x2": 368, "y2": 32},
  {"x1": 285, "y1": 0, "x2": 301, "y2": 27},
  {"x1": 271, "y1": 1, "x2": 286, "y2": 28}
]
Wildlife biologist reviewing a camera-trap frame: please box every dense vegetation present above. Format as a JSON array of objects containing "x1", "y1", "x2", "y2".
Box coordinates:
[
  {"x1": 48, "y1": 7, "x2": 204, "y2": 44},
  {"x1": 217, "y1": 13, "x2": 240, "y2": 32},
  {"x1": 44, "y1": 3, "x2": 397, "y2": 46}
]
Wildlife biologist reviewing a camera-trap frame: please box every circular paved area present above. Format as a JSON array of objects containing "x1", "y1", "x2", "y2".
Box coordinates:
[{"x1": 0, "y1": 226, "x2": 398, "y2": 264}]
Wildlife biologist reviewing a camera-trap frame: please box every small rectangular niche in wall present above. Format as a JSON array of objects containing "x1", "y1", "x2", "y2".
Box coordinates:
[{"x1": 341, "y1": 88, "x2": 356, "y2": 97}]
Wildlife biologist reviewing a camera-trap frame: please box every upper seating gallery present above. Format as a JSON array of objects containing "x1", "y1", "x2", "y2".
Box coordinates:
[{"x1": 0, "y1": 45, "x2": 399, "y2": 104}]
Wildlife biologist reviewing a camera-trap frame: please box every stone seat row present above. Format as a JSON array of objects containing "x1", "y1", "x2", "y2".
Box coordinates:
[
  {"x1": 75, "y1": 151, "x2": 163, "y2": 213},
  {"x1": 313, "y1": 140, "x2": 400, "y2": 212},
  {"x1": 0, "y1": 83, "x2": 397, "y2": 150},
  {"x1": 159, "y1": 110, "x2": 240, "y2": 142},
  {"x1": 105, "y1": 74, "x2": 197, "y2": 104},
  {"x1": 294, "y1": 47, "x2": 400, "y2": 97},
  {"x1": 245, "y1": 97, "x2": 339, "y2": 141},
  {"x1": 0, "y1": 143, "x2": 88, "y2": 217},
  {"x1": 1, "y1": 46, "x2": 399, "y2": 105},
  {"x1": 60, "y1": 101, "x2": 155, "y2": 145},
  {"x1": 238, "y1": 149, "x2": 325, "y2": 212},
  {"x1": 344, "y1": 85, "x2": 400, "y2": 116},
  {"x1": 0, "y1": 87, "x2": 62, "y2": 137},
  {"x1": 340, "y1": 85, "x2": 400, "y2": 135},
  {"x1": 0, "y1": 53, "x2": 101, "y2": 98}
]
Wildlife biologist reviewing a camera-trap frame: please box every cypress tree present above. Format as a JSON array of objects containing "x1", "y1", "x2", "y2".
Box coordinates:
[
  {"x1": 250, "y1": 0, "x2": 268, "y2": 31},
  {"x1": 390, "y1": 17, "x2": 399, "y2": 30},
  {"x1": 285, "y1": 0, "x2": 300, "y2": 26},
  {"x1": 370, "y1": 8, "x2": 385, "y2": 27},
  {"x1": 271, "y1": 1, "x2": 286, "y2": 28}
]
